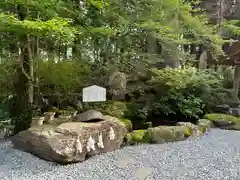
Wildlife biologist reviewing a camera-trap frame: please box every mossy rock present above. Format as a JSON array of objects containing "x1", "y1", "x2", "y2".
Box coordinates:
[
  {"x1": 204, "y1": 114, "x2": 239, "y2": 123},
  {"x1": 203, "y1": 114, "x2": 240, "y2": 127},
  {"x1": 197, "y1": 126, "x2": 207, "y2": 133},
  {"x1": 120, "y1": 118, "x2": 133, "y2": 132},
  {"x1": 125, "y1": 126, "x2": 191, "y2": 145},
  {"x1": 147, "y1": 126, "x2": 187, "y2": 144},
  {"x1": 184, "y1": 127, "x2": 191, "y2": 137},
  {"x1": 197, "y1": 119, "x2": 213, "y2": 129},
  {"x1": 124, "y1": 129, "x2": 150, "y2": 145},
  {"x1": 219, "y1": 121, "x2": 240, "y2": 131},
  {"x1": 176, "y1": 122, "x2": 203, "y2": 137}
]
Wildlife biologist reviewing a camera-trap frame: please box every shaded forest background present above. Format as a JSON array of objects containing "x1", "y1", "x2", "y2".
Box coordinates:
[{"x1": 0, "y1": 0, "x2": 240, "y2": 133}]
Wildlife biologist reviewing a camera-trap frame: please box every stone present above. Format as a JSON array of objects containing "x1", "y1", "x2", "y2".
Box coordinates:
[
  {"x1": 71, "y1": 110, "x2": 104, "y2": 122},
  {"x1": 212, "y1": 120, "x2": 235, "y2": 127},
  {"x1": 124, "y1": 130, "x2": 149, "y2": 145},
  {"x1": 31, "y1": 117, "x2": 45, "y2": 127},
  {"x1": 230, "y1": 108, "x2": 240, "y2": 117},
  {"x1": 108, "y1": 72, "x2": 127, "y2": 100},
  {"x1": 225, "y1": 100, "x2": 240, "y2": 108},
  {"x1": 146, "y1": 126, "x2": 187, "y2": 144},
  {"x1": 214, "y1": 104, "x2": 230, "y2": 114},
  {"x1": 203, "y1": 114, "x2": 239, "y2": 128},
  {"x1": 11, "y1": 120, "x2": 127, "y2": 164},
  {"x1": 44, "y1": 112, "x2": 56, "y2": 122},
  {"x1": 176, "y1": 122, "x2": 202, "y2": 137},
  {"x1": 102, "y1": 115, "x2": 120, "y2": 122},
  {"x1": 197, "y1": 119, "x2": 213, "y2": 129}
]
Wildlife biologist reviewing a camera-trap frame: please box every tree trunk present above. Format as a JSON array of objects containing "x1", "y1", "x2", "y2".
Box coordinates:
[
  {"x1": 13, "y1": 5, "x2": 33, "y2": 134},
  {"x1": 233, "y1": 65, "x2": 240, "y2": 100},
  {"x1": 14, "y1": 39, "x2": 33, "y2": 133}
]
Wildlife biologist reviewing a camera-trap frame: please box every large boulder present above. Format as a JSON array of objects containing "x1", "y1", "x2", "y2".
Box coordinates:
[
  {"x1": 71, "y1": 110, "x2": 104, "y2": 122},
  {"x1": 11, "y1": 120, "x2": 127, "y2": 164}
]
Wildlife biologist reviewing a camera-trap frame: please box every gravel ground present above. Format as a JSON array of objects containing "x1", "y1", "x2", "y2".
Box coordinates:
[{"x1": 0, "y1": 129, "x2": 240, "y2": 180}]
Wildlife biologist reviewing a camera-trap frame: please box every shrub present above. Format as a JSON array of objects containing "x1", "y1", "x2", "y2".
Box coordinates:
[
  {"x1": 147, "y1": 67, "x2": 230, "y2": 120},
  {"x1": 124, "y1": 102, "x2": 149, "y2": 129},
  {"x1": 125, "y1": 102, "x2": 148, "y2": 121},
  {"x1": 120, "y1": 118, "x2": 133, "y2": 132},
  {"x1": 36, "y1": 60, "x2": 92, "y2": 95}
]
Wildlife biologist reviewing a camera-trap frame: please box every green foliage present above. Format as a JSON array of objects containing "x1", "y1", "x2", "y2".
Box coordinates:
[
  {"x1": 143, "y1": 121, "x2": 152, "y2": 128},
  {"x1": 125, "y1": 103, "x2": 148, "y2": 121},
  {"x1": 0, "y1": 103, "x2": 9, "y2": 121},
  {"x1": 13, "y1": 107, "x2": 32, "y2": 134},
  {"x1": 148, "y1": 67, "x2": 230, "y2": 119},
  {"x1": 36, "y1": 60, "x2": 92, "y2": 95},
  {"x1": 120, "y1": 118, "x2": 133, "y2": 132},
  {"x1": 0, "y1": 0, "x2": 232, "y2": 133},
  {"x1": 223, "y1": 20, "x2": 240, "y2": 36},
  {"x1": 0, "y1": 60, "x2": 15, "y2": 98},
  {"x1": 0, "y1": 14, "x2": 76, "y2": 44}
]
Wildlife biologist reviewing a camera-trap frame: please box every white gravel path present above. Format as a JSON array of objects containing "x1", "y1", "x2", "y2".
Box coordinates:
[{"x1": 0, "y1": 129, "x2": 240, "y2": 180}]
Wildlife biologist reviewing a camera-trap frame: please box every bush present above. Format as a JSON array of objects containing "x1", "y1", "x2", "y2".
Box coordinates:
[
  {"x1": 147, "y1": 67, "x2": 230, "y2": 120},
  {"x1": 120, "y1": 118, "x2": 133, "y2": 132},
  {"x1": 36, "y1": 60, "x2": 92, "y2": 95}
]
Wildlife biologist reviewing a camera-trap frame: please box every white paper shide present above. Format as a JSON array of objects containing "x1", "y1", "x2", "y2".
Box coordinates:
[
  {"x1": 97, "y1": 133, "x2": 104, "y2": 148},
  {"x1": 109, "y1": 127, "x2": 115, "y2": 140},
  {"x1": 75, "y1": 136, "x2": 82, "y2": 153},
  {"x1": 86, "y1": 136, "x2": 96, "y2": 152}
]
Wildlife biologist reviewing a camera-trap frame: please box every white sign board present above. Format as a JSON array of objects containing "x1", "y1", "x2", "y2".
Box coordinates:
[{"x1": 82, "y1": 85, "x2": 106, "y2": 102}]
